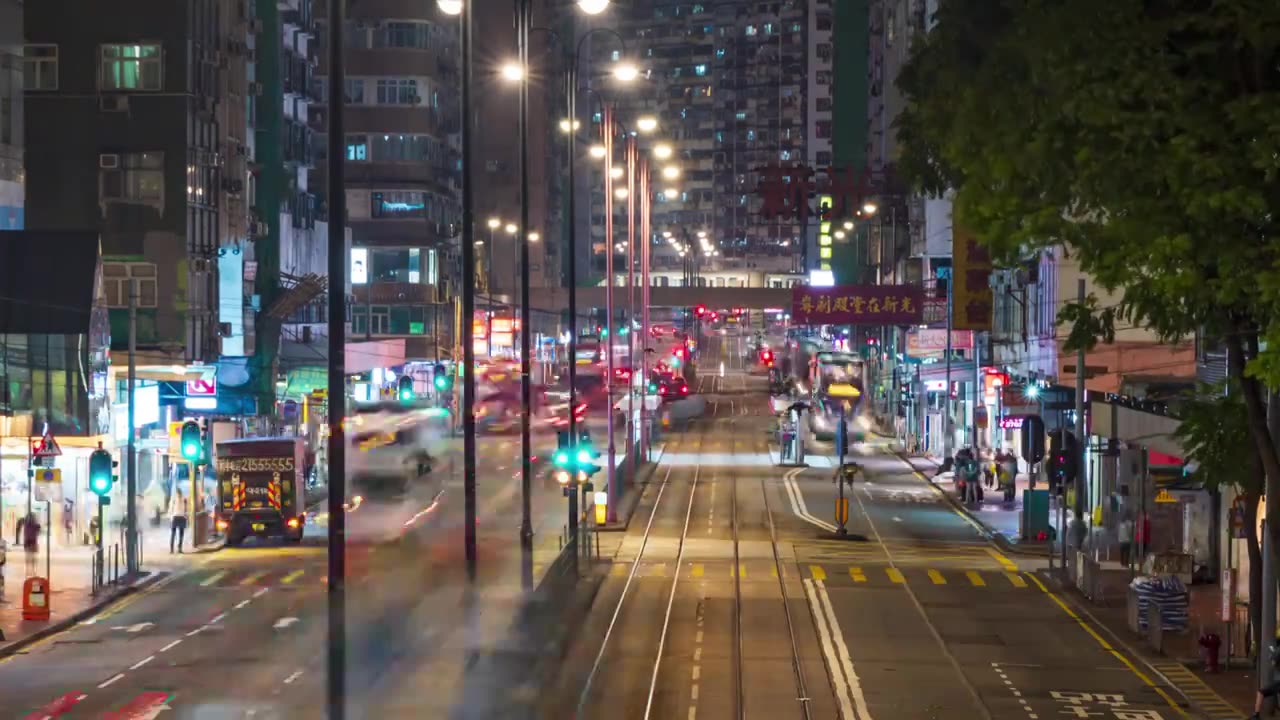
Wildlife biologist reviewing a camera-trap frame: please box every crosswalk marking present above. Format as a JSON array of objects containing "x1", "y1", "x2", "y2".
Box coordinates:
[
  {"x1": 281, "y1": 570, "x2": 306, "y2": 585},
  {"x1": 691, "y1": 563, "x2": 704, "y2": 578},
  {"x1": 849, "y1": 567, "x2": 866, "y2": 582},
  {"x1": 886, "y1": 568, "x2": 905, "y2": 584},
  {"x1": 611, "y1": 563, "x2": 628, "y2": 577},
  {"x1": 927, "y1": 569, "x2": 946, "y2": 585},
  {"x1": 809, "y1": 565, "x2": 826, "y2": 581},
  {"x1": 966, "y1": 571, "x2": 985, "y2": 587},
  {"x1": 652, "y1": 563, "x2": 667, "y2": 577},
  {"x1": 1151, "y1": 663, "x2": 1243, "y2": 718},
  {"x1": 200, "y1": 571, "x2": 228, "y2": 587},
  {"x1": 1005, "y1": 572, "x2": 1027, "y2": 588},
  {"x1": 240, "y1": 571, "x2": 267, "y2": 586}
]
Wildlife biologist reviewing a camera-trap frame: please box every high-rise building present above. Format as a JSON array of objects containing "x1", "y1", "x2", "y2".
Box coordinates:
[
  {"x1": 0, "y1": 0, "x2": 20, "y2": 231},
  {"x1": 313, "y1": 2, "x2": 462, "y2": 359}
]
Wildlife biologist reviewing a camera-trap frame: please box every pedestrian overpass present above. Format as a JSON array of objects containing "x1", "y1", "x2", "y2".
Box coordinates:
[{"x1": 522, "y1": 286, "x2": 793, "y2": 313}]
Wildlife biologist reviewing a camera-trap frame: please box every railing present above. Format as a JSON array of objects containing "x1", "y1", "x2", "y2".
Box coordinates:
[{"x1": 91, "y1": 543, "x2": 125, "y2": 595}]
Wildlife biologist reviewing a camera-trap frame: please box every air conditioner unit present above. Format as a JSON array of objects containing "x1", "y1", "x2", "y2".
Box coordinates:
[
  {"x1": 249, "y1": 82, "x2": 264, "y2": 96},
  {"x1": 251, "y1": 220, "x2": 269, "y2": 237},
  {"x1": 191, "y1": 258, "x2": 210, "y2": 273},
  {"x1": 99, "y1": 95, "x2": 129, "y2": 113},
  {"x1": 99, "y1": 153, "x2": 120, "y2": 169}
]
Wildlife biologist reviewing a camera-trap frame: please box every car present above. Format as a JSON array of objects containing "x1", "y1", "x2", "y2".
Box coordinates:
[{"x1": 650, "y1": 370, "x2": 689, "y2": 401}]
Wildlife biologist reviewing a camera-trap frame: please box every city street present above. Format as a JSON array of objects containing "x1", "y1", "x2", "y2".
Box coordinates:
[
  {"x1": 0, "y1": 428, "x2": 603, "y2": 719},
  {"x1": 545, "y1": 371, "x2": 1202, "y2": 720}
]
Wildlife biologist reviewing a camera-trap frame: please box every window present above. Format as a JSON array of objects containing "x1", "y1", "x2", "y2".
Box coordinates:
[
  {"x1": 816, "y1": 14, "x2": 832, "y2": 31},
  {"x1": 0, "y1": 98, "x2": 10, "y2": 145},
  {"x1": 100, "y1": 44, "x2": 162, "y2": 91},
  {"x1": 101, "y1": 151, "x2": 164, "y2": 207},
  {"x1": 346, "y1": 135, "x2": 368, "y2": 161},
  {"x1": 816, "y1": 71, "x2": 831, "y2": 86},
  {"x1": 371, "y1": 191, "x2": 426, "y2": 218},
  {"x1": 816, "y1": 151, "x2": 832, "y2": 166},
  {"x1": 371, "y1": 134, "x2": 430, "y2": 163},
  {"x1": 376, "y1": 78, "x2": 419, "y2": 105},
  {"x1": 378, "y1": 22, "x2": 431, "y2": 49},
  {"x1": 816, "y1": 43, "x2": 832, "y2": 62},
  {"x1": 816, "y1": 97, "x2": 832, "y2": 112},
  {"x1": 102, "y1": 262, "x2": 158, "y2": 308},
  {"x1": 427, "y1": 248, "x2": 439, "y2": 284},
  {"x1": 816, "y1": 121, "x2": 831, "y2": 139},
  {"x1": 24, "y1": 45, "x2": 58, "y2": 91},
  {"x1": 345, "y1": 78, "x2": 365, "y2": 104}
]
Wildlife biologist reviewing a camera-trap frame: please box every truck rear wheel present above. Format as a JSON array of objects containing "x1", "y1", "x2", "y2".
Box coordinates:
[{"x1": 225, "y1": 532, "x2": 244, "y2": 547}]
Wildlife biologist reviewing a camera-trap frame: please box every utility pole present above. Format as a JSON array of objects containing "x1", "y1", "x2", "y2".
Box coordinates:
[
  {"x1": 564, "y1": 60, "x2": 580, "y2": 570},
  {"x1": 325, "y1": 0, "x2": 349, "y2": 715},
  {"x1": 603, "y1": 104, "x2": 616, "y2": 525},
  {"x1": 1070, "y1": 278, "x2": 1087, "y2": 548},
  {"x1": 126, "y1": 278, "x2": 138, "y2": 574},
  {"x1": 943, "y1": 269, "x2": 953, "y2": 459},
  {"x1": 1262, "y1": 391, "x2": 1280, "y2": 687},
  {"x1": 460, "y1": 0, "x2": 478, "y2": 581},
  {"x1": 517, "y1": 0, "x2": 533, "y2": 549}
]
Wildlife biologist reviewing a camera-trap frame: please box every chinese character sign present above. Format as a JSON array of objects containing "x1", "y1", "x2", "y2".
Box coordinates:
[
  {"x1": 952, "y1": 225, "x2": 993, "y2": 331},
  {"x1": 792, "y1": 285, "x2": 924, "y2": 326}
]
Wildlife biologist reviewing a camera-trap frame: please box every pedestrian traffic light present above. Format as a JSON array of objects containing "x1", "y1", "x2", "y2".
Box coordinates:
[
  {"x1": 433, "y1": 363, "x2": 450, "y2": 391},
  {"x1": 398, "y1": 375, "x2": 414, "y2": 402},
  {"x1": 180, "y1": 421, "x2": 203, "y2": 463},
  {"x1": 89, "y1": 446, "x2": 115, "y2": 496}
]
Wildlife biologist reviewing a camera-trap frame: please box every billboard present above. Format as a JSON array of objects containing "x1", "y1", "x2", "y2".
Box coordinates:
[{"x1": 792, "y1": 284, "x2": 924, "y2": 326}]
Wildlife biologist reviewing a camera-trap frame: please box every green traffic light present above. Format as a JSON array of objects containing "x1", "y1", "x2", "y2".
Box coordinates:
[
  {"x1": 90, "y1": 475, "x2": 110, "y2": 494},
  {"x1": 182, "y1": 442, "x2": 199, "y2": 461},
  {"x1": 554, "y1": 450, "x2": 569, "y2": 467},
  {"x1": 434, "y1": 376, "x2": 448, "y2": 390},
  {"x1": 576, "y1": 449, "x2": 591, "y2": 464}
]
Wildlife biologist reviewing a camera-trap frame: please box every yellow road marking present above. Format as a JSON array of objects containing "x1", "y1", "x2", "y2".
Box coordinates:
[
  {"x1": 771, "y1": 566, "x2": 779, "y2": 578},
  {"x1": 809, "y1": 565, "x2": 827, "y2": 581},
  {"x1": 199, "y1": 570, "x2": 229, "y2": 587},
  {"x1": 240, "y1": 571, "x2": 267, "y2": 586},
  {"x1": 886, "y1": 568, "x2": 905, "y2": 584},
  {"x1": 966, "y1": 571, "x2": 986, "y2": 587},
  {"x1": 652, "y1": 563, "x2": 667, "y2": 577},
  {"x1": 735, "y1": 563, "x2": 746, "y2": 578},
  {"x1": 281, "y1": 570, "x2": 306, "y2": 585},
  {"x1": 1006, "y1": 572, "x2": 1028, "y2": 588},
  {"x1": 985, "y1": 547, "x2": 1019, "y2": 572},
  {"x1": 691, "y1": 563, "x2": 704, "y2": 578},
  {"x1": 849, "y1": 567, "x2": 866, "y2": 582},
  {"x1": 1027, "y1": 573, "x2": 1188, "y2": 717},
  {"x1": 927, "y1": 569, "x2": 946, "y2": 585},
  {"x1": 610, "y1": 563, "x2": 628, "y2": 577}
]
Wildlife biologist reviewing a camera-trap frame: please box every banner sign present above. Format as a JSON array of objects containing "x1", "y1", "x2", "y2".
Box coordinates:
[
  {"x1": 952, "y1": 227, "x2": 994, "y2": 331},
  {"x1": 906, "y1": 329, "x2": 974, "y2": 358},
  {"x1": 791, "y1": 285, "x2": 924, "y2": 326}
]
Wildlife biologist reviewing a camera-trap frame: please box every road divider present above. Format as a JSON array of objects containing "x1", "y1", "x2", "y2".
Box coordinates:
[{"x1": 781, "y1": 467, "x2": 838, "y2": 533}]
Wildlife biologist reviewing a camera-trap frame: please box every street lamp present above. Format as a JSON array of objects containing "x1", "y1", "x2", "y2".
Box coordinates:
[
  {"x1": 610, "y1": 166, "x2": 624, "y2": 179},
  {"x1": 863, "y1": 201, "x2": 879, "y2": 215},
  {"x1": 664, "y1": 187, "x2": 679, "y2": 200},
  {"x1": 662, "y1": 166, "x2": 680, "y2": 179},
  {"x1": 488, "y1": 217, "x2": 501, "y2": 230},
  {"x1": 843, "y1": 220, "x2": 854, "y2": 230},
  {"x1": 559, "y1": 118, "x2": 582, "y2": 133},
  {"x1": 529, "y1": 231, "x2": 540, "y2": 242},
  {"x1": 636, "y1": 116, "x2": 658, "y2": 133},
  {"x1": 589, "y1": 144, "x2": 606, "y2": 158},
  {"x1": 577, "y1": 0, "x2": 609, "y2": 14},
  {"x1": 500, "y1": 62, "x2": 524, "y2": 81},
  {"x1": 615, "y1": 187, "x2": 628, "y2": 200},
  {"x1": 505, "y1": 222, "x2": 518, "y2": 235},
  {"x1": 612, "y1": 61, "x2": 639, "y2": 82},
  {"x1": 696, "y1": 230, "x2": 707, "y2": 239},
  {"x1": 653, "y1": 143, "x2": 673, "y2": 159},
  {"x1": 437, "y1": 0, "x2": 462, "y2": 13}
]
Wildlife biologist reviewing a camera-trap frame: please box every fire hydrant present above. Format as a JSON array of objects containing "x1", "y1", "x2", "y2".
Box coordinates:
[{"x1": 1199, "y1": 632, "x2": 1222, "y2": 673}]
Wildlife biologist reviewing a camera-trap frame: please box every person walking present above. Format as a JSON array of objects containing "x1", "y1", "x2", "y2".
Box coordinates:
[
  {"x1": 169, "y1": 489, "x2": 189, "y2": 553},
  {"x1": 22, "y1": 511, "x2": 40, "y2": 576},
  {"x1": 1118, "y1": 514, "x2": 1135, "y2": 567}
]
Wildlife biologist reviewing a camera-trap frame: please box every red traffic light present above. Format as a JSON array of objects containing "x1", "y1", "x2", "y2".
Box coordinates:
[{"x1": 694, "y1": 304, "x2": 706, "y2": 317}]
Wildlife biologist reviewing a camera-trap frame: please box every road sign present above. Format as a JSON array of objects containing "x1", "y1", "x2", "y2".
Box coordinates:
[
  {"x1": 1154, "y1": 489, "x2": 1179, "y2": 504},
  {"x1": 32, "y1": 431, "x2": 61, "y2": 458},
  {"x1": 33, "y1": 468, "x2": 61, "y2": 484}
]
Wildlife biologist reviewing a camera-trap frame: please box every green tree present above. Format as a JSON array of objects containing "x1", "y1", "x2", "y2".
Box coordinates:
[{"x1": 895, "y1": 0, "x2": 1280, "y2": 561}]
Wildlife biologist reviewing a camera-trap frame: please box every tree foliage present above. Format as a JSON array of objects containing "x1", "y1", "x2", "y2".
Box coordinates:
[{"x1": 1174, "y1": 383, "x2": 1258, "y2": 495}]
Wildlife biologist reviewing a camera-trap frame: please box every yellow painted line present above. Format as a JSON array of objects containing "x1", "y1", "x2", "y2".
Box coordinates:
[
  {"x1": 652, "y1": 563, "x2": 667, "y2": 577},
  {"x1": 927, "y1": 569, "x2": 946, "y2": 585},
  {"x1": 985, "y1": 547, "x2": 1019, "y2": 572},
  {"x1": 281, "y1": 570, "x2": 306, "y2": 585},
  {"x1": 610, "y1": 563, "x2": 628, "y2": 577},
  {"x1": 1027, "y1": 573, "x2": 1188, "y2": 717},
  {"x1": 691, "y1": 563, "x2": 704, "y2": 578},
  {"x1": 771, "y1": 566, "x2": 779, "y2": 578},
  {"x1": 886, "y1": 568, "x2": 905, "y2": 584},
  {"x1": 849, "y1": 567, "x2": 866, "y2": 582},
  {"x1": 735, "y1": 563, "x2": 746, "y2": 578},
  {"x1": 1006, "y1": 572, "x2": 1028, "y2": 588},
  {"x1": 199, "y1": 570, "x2": 229, "y2": 587},
  {"x1": 240, "y1": 571, "x2": 267, "y2": 586},
  {"x1": 966, "y1": 571, "x2": 986, "y2": 587},
  {"x1": 809, "y1": 565, "x2": 827, "y2": 581}
]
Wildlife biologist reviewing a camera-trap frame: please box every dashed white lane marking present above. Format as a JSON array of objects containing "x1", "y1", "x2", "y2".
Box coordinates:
[
  {"x1": 129, "y1": 655, "x2": 155, "y2": 670},
  {"x1": 185, "y1": 627, "x2": 203, "y2": 637},
  {"x1": 992, "y1": 663, "x2": 1038, "y2": 719},
  {"x1": 234, "y1": 598, "x2": 252, "y2": 610},
  {"x1": 253, "y1": 587, "x2": 270, "y2": 598},
  {"x1": 690, "y1": 601, "x2": 706, "y2": 720},
  {"x1": 160, "y1": 639, "x2": 182, "y2": 652},
  {"x1": 98, "y1": 673, "x2": 125, "y2": 689},
  {"x1": 284, "y1": 670, "x2": 304, "y2": 684},
  {"x1": 209, "y1": 612, "x2": 227, "y2": 624}
]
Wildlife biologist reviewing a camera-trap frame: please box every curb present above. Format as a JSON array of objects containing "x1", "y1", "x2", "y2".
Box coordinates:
[
  {"x1": 0, "y1": 570, "x2": 169, "y2": 660},
  {"x1": 894, "y1": 450, "x2": 1050, "y2": 558}
]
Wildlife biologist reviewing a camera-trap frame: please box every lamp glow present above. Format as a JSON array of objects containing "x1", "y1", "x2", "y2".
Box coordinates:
[
  {"x1": 612, "y1": 62, "x2": 638, "y2": 82},
  {"x1": 662, "y1": 166, "x2": 680, "y2": 179},
  {"x1": 589, "y1": 144, "x2": 606, "y2": 158},
  {"x1": 615, "y1": 187, "x2": 629, "y2": 200},
  {"x1": 505, "y1": 223, "x2": 518, "y2": 235},
  {"x1": 528, "y1": 232, "x2": 540, "y2": 242},
  {"x1": 437, "y1": 0, "x2": 462, "y2": 14},
  {"x1": 636, "y1": 116, "x2": 658, "y2": 133},
  {"x1": 862, "y1": 202, "x2": 879, "y2": 215},
  {"x1": 610, "y1": 166, "x2": 624, "y2": 179},
  {"x1": 559, "y1": 118, "x2": 581, "y2": 133},
  {"x1": 487, "y1": 217, "x2": 501, "y2": 229},
  {"x1": 653, "y1": 143, "x2": 673, "y2": 159},
  {"x1": 500, "y1": 63, "x2": 524, "y2": 82}
]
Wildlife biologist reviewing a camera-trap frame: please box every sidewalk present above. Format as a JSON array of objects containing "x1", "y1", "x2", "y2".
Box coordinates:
[{"x1": 0, "y1": 516, "x2": 219, "y2": 655}]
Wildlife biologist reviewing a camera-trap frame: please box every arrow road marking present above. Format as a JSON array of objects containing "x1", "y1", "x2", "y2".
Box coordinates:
[
  {"x1": 273, "y1": 617, "x2": 299, "y2": 630},
  {"x1": 111, "y1": 622, "x2": 154, "y2": 633}
]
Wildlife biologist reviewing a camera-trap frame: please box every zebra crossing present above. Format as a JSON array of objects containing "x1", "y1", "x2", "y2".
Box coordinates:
[{"x1": 611, "y1": 560, "x2": 1032, "y2": 589}]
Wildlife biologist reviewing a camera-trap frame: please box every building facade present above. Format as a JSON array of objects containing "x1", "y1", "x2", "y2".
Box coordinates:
[{"x1": 0, "y1": 0, "x2": 20, "y2": 231}]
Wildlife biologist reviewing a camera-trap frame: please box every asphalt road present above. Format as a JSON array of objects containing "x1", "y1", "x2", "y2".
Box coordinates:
[
  {"x1": 545, "y1": 373, "x2": 1206, "y2": 720},
  {"x1": 0, "y1": 430, "x2": 592, "y2": 719}
]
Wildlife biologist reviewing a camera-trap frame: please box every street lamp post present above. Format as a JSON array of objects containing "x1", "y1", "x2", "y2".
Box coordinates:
[
  {"x1": 602, "y1": 103, "x2": 617, "y2": 524},
  {"x1": 625, "y1": 136, "x2": 636, "y2": 489},
  {"x1": 639, "y1": 154, "x2": 651, "y2": 462},
  {"x1": 516, "y1": 0, "x2": 533, "y2": 549}
]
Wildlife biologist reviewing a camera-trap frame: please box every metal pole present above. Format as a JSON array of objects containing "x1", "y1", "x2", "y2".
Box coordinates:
[
  {"x1": 1071, "y1": 278, "x2": 1087, "y2": 547},
  {"x1": 95, "y1": 500, "x2": 104, "y2": 591},
  {"x1": 625, "y1": 138, "x2": 636, "y2": 490},
  {"x1": 565, "y1": 62, "x2": 579, "y2": 566},
  {"x1": 126, "y1": 278, "x2": 138, "y2": 574},
  {"x1": 325, "y1": 0, "x2": 349, "y2": 714},
  {"x1": 943, "y1": 268, "x2": 952, "y2": 459},
  {"x1": 517, "y1": 0, "x2": 533, "y2": 548},
  {"x1": 460, "y1": 0, "x2": 478, "y2": 581},
  {"x1": 603, "y1": 104, "x2": 616, "y2": 523},
  {"x1": 640, "y1": 157, "x2": 650, "y2": 462}
]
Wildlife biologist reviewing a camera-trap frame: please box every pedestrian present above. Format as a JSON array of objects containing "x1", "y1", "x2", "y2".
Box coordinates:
[
  {"x1": 169, "y1": 489, "x2": 189, "y2": 553},
  {"x1": 63, "y1": 498, "x2": 74, "y2": 545},
  {"x1": 1118, "y1": 514, "x2": 1134, "y2": 567},
  {"x1": 22, "y1": 511, "x2": 40, "y2": 576}
]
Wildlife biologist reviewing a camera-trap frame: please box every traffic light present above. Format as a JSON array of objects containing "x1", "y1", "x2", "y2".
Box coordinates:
[
  {"x1": 759, "y1": 348, "x2": 774, "y2": 367},
  {"x1": 180, "y1": 421, "x2": 203, "y2": 463},
  {"x1": 433, "y1": 363, "x2": 450, "y2": 391},
  {"x1": 89, "y1": 446, "x2": 114, "y2": 497},
  {"x1": 398, "y1": 375, "x2": 414, "y2": 402},
  {"x1": 694, "y1": 304, "x2": 706, "y2": 318},
  {"x1": 1046, "y1": 430, "x2": 1079, "y2": 490}
]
